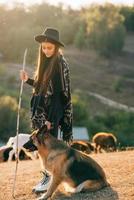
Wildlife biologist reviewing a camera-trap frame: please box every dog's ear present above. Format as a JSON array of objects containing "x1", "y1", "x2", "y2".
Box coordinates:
[
  {"x1": 36, "y1": 124, "x2": 48, "y2": 144},
  {"x1": 38, "y1": 124, "x2": 48, "y2": 135}
]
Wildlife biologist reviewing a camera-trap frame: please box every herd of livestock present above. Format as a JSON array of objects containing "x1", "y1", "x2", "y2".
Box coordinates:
[{"x1": 0, "y1": 132, "x2": 118, "y2": 163}]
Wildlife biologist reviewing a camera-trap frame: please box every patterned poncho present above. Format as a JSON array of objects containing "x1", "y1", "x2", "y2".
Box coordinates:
[{"x1": 26, "y1": 55, "x2": 73, "y2": 142}]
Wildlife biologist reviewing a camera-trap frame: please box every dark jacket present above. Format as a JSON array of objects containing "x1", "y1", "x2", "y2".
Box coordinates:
[{"x1": 26, "y1": 55, "x2": 73, "y2": 141}]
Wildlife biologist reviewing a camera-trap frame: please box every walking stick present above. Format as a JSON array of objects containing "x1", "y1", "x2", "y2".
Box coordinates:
[{"x1": 12, "y1": 48, "x2": 28, "y2": 198}]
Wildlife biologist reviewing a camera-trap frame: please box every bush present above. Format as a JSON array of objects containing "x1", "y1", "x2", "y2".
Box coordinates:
[
  {"x1": 72, "y1": 92, "x2": 134, "y2": 147},
  {"x1": 0, "y1": 96, "x2": 30, "y2": 142},
  {"x1": 0, "y1": 64, "x2": 6, "y2": 77},
  {"x1": 112, "y1": 77, "x2": 124, "y2": 92},
  {"x1": 72, "y1": 94, "x2": 89, "y2": 127}
]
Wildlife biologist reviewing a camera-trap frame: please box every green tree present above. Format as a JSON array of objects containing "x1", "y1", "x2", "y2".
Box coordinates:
[
  {"x1": 83, "y1": 3, "x2": 126, "y2": 56},
  {"x1": 120, "y1": 6, "x2": 134, "y2": 31}
]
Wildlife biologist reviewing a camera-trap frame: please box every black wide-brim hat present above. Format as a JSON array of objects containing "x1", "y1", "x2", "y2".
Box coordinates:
[{"x1": 34, "y1": 27, "x2": 64, "y2": 47}]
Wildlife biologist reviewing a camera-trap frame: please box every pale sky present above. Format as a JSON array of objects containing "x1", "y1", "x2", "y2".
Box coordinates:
[{"x1": 0, "y1": 0, "x2": 133, "y2": 8}]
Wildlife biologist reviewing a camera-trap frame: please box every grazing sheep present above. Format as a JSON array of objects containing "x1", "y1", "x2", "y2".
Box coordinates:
[
  {"x1": 92, "y1": 132, "x2": 117, "y2": 153},
  {"x1": 70, "y1": 140, "x2": 94, "y2": 154}
]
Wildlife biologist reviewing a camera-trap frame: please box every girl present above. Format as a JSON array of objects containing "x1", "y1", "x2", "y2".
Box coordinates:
[{"x1": 20, "y1": 27, "x2": 73, "y2": 193}]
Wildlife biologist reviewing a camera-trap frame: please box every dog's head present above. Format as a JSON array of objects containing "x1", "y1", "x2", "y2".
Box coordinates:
[{"x1": 23, "y1": 125, "x2": 48, "y2": 152}]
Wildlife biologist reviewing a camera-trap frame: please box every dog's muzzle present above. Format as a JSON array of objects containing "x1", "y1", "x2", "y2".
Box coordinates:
[{"x1": 23, "y1": 139, "x2": 38, "y2": 152}]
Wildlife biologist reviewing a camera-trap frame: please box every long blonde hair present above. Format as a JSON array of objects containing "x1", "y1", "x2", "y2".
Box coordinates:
[{"x1": 34, "y1": 44, "x2": 61, "y2": 94}]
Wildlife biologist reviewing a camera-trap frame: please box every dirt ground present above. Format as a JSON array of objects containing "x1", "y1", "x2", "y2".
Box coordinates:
[{"x1": 0, "y1": 150, "x2": 134, "y2": 200}]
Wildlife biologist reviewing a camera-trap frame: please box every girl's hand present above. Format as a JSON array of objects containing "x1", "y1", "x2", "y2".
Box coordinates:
[
  {"x1": 45, "y1": 121, "x2": 51, "y2": 130},
  {"x1": 20, "y1": 70, "x2": 29, "y2": 82}
]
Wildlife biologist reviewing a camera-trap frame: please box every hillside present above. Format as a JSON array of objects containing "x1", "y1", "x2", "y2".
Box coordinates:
[
  {"x1": 0, "y1": 150, "x2": 134, "y2": 200},
  {"x1": 65, "y1": 33, "x2": 134, "y2": 109},
  {"x1": 0, "y1": 33, "x2": 134, "y2": 114}
]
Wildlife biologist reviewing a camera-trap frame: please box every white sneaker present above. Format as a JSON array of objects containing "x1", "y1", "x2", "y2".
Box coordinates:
[{"x1": 32, "y1": 171, "x2": 52, "y2": 193}]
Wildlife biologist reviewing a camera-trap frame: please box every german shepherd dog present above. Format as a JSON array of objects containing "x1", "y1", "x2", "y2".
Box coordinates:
[{"x1": 24, "y1": 125, "x2": 109, "y2": 200}]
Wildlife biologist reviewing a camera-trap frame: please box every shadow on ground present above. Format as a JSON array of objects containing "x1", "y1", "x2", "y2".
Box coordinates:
[{"x1": 36, "y1": 185, "x2": 119, "y2": 200}]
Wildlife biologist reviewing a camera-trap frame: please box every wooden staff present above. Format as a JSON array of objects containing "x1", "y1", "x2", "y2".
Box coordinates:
[{"x1": 12, "y1": 48, "x2": 28, "y2": 198}]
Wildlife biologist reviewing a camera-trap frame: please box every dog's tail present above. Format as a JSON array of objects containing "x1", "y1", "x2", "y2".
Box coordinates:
[{"x1": 75, "y1": 179, "x2": 109, "y2": 193}]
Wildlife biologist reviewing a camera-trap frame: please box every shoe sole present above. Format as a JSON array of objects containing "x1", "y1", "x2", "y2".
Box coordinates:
[{"x1": 32, "y1": 188, "x2": 47, "y2": 194}]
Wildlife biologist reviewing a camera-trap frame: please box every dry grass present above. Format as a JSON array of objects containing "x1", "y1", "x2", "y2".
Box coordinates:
[{"x1": 0, "y1": 150, "x2": 134, "y2": 200}]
